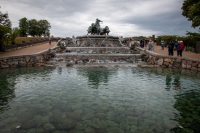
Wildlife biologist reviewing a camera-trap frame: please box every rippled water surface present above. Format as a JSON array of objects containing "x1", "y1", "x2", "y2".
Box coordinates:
[{"x1": 0, "y1": 67, "x2": 200, "y2": 133}]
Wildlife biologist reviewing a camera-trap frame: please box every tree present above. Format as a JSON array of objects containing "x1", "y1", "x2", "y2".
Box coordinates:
[
  {"x1": 37, "y1": 20, "x2": 51, "y2": 37},
  {"x1": 28, "y1": 19, "x2": 39, "y2": 37},
  {"x1": 27, "y1": 19, "x2": 51, "y2": 37},
  {"x1": 0, "y1": 9, "x2": 11, "y2": 51},
  {"x1": 19, "y1": 17, "x2": 28, "y2": 37},
  {"x1": 7, "y1": 27, "x2": 20, "y2": 45},
  {"x1": 182, "y1": 0, "x2": 200, "y2": 30},
  {"x1": 18, "y1": 17, "x2": 51, "y2": 37}
]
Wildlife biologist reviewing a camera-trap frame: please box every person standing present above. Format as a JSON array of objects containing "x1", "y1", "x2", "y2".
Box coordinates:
[
  {"x1": 140, "y1": 39, "x2": 144, "y2": 48},
  {"x1": 148, "y1": 39, "x2": 153, "y2": 51},
  {"x1": 161, "y1": 40, "x2": 165, "y2": 50},
  {"x1": 49, "y1": 38, "x2": 52, "y2": 45},
  {"x1": 178, "y1": 41, "x2": 184, "y2": 57},
  {"x1": 176, "y1": 41, "x2": 180, "y2": 56},
  {"x1": 168, "y1": 40, "x2": 174, "y2": 56}
]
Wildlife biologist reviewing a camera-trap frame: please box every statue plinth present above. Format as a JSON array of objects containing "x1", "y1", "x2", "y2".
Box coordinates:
[{"x1": 76, "y1": 35, "x2": 120, "y2": 47}]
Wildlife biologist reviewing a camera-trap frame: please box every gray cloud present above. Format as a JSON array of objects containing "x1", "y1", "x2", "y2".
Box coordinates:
[{"x1": 1, "y1": 0, "x2": 198, "y2": 37}]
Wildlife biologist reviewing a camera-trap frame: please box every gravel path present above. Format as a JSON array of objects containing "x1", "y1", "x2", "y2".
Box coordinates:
[
  {"x1": 153, "y1": 45, "x2": 200, "y2": 59},
  {"x1": 0, "y1": 42, "x2": 57, "y2": 58}
]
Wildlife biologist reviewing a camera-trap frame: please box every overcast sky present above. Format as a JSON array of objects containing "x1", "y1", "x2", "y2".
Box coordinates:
[{"x1": 1, "y1": 0, "x2": 199, "y2": 37}]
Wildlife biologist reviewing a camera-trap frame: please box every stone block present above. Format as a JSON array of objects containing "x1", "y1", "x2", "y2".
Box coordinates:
[
  {"x1": 192, "y1": 61, "x2": 199, "y2": 67},
  {"x1": 182, "y1": 60, "x2": 187, "y2": 68},
  {"x1": 7, "y1": 60, "x2": 18, "y2": 67},
  {"x1": 175, "y1": 58, "x2": 182, "y2": 63},
  {"x1": 191, "y1": 67, "x2": 198, "y2": 71},
  {"x1": 0, "y1": 60, "x2": 9, "y2": 68},
  {"x1": 18, "y1": 60, "x2": 27, "y2": 67},
  {"x1": 25, "y1": 57, "x2": 31, "y2": 62},
  {"x1": 164, "y1": 58, "x2": 171, "y2": 62},
  {"x1": 163, "y1": 61, "x2": 169, "y2": 66},
  {"x1": 27, "y1": 62, "x2": 33, "y2": 67},
  {"x1": 173, "y1": 62, "x2": 181, "y2": 68},
  {"x1": 0, "y1": 60, "x2": 9, "y2": 67},
  {"x1": 186, "y1": 61, "x2": 192, "y2": 69},
  {"x1": 187, "y1": 60, "x2": 192, "y2": 65},
  {"x1": 1, "y1": 64, "x2": 9, "y2": 69},
  {"x1": 43, "y1": 54, "x2": 48, "y2": 60},
  {"x1": 36, "y1": 63, "x2": 45, "y2": 67},
  {"x1": 147, "y1": 56, "x2": 152, "y2": 62},
  {"x1": 31, "y1": 57, "x2": 37, "y2": 63},
  {"x1": 36, "y1": 55, "x2": 43, "y2": 62},
  {"x1": 186, "y1": 64, "x2": 192, "y2": 69},
  {"x1": 157, "y1": 58, "x2": 163, "y2": 65},
  {"x1": 18, "y1": 58, "x2": 26, "y2": 62}
]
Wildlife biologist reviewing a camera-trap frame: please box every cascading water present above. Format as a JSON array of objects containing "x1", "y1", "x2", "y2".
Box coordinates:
[{"x1": 48, "y1": 35, "x2": 146, "y2": 67}]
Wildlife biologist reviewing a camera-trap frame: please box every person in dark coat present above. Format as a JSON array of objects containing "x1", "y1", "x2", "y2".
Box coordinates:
[{"x1": 168, "y1": 40, "x2": 174, "y2": 56}]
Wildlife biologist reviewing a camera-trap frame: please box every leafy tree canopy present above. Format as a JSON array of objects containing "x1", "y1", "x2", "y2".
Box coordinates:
[
  {"x1": 0, "y1": 9, "x2": 11, "y2": 36},
  {"x1": 182, "y1": 0, "x2": 200, "y2": 30},
  {"x1": 19, "y1": 18, "x2": 51, "y2": 37},
  {"x1": 19, "y1": 17, "x2": 28, "y2": 37},
  {"x1": 0, "y1": 8, "x2": 12, "y2": 51},
  {"x1": 0, "y1": 11, "x2": 11, "y2": 27}
]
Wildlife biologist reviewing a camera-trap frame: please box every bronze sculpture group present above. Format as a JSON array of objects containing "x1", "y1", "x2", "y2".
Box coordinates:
[{"x1": 87, "y1": 18, "x2": 110, "y2": 35}]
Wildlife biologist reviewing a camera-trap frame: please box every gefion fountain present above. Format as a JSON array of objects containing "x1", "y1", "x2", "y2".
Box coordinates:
[{"x1": 51, "y1": 18, "x2": 143, "y2": 67}]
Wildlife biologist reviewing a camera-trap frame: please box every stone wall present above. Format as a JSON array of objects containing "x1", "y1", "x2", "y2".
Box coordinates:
[
  {"x1": 64, "y1": 47, "x2": 139, "y2": 54},
  {"x1": 136, "y1": 47, "x2": 200, "y2": 71},
  {"x1": 0, "y1": 46, "x2": 60, "y2": 69}
]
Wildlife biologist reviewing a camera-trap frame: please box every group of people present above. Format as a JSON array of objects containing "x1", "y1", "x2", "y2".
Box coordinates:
[
  {"x1": 146, "y1": 39, "x2": 185, "y2": 57},
  {"x1": 140, "y1": 39, "x2": 156, "y2": 48},
  {"x1": 167, "y1": 40, "x2": 185, "y2": 57},
  {"x1": 132, "y1": 38, "x2": 185, "y2": 57}
]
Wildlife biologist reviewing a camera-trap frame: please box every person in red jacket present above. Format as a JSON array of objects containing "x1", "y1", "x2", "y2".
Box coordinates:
[{"x1": 178, "y1": 41, "x2": 184, "y2": 57}]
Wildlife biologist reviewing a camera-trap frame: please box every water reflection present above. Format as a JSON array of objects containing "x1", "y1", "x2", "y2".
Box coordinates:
[
  {"x1": 171, "y1": 90, "x2": 200, "y2": 133},
  {"x1": 0, "y1": 67, "x2": 55, "y2": 113},
  {"x1": 77, "y1": 67, "x2": 117, "y2": 89},
  {"x1": 173, "y1": 75, "x2": 181, "y2": 91},
  {"x1": 165, "y1": 74, "x2": 172, "y2": 91},
  {"x1": 57, "y1": 67, "x2": 63, "y2": 75},
  {"x1": 0, "y1": 74, "x2": 15, "y2": 112},
  {"x1": 144, "y1": 68, "x2": 200, "y2": 133}
]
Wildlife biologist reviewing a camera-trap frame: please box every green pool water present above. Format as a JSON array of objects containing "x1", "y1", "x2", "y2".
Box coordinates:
[{"x1": 0, "y1": 67, "x2": 200, "y2": 133}]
